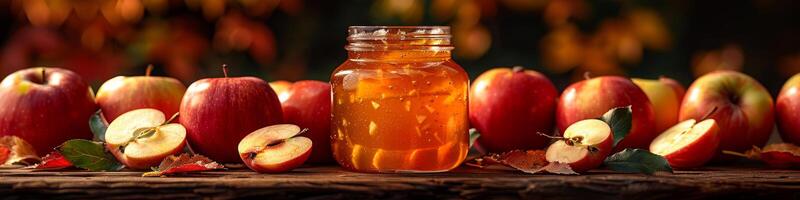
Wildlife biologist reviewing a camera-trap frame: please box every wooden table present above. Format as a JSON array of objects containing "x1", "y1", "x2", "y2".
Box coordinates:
[{"x1": 1, "y1": 165, "x2": 799, "y2": 199}]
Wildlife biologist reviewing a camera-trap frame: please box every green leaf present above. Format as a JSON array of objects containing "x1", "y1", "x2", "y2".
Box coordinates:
[
  {"x1": 468, "y1": 128, "x2": 481, "y2": 148},
  {"x1": 89, "y1": 110, "x2": 109, "y2": 142},
  {"x1": 604, "y1": 148, "x2": 672, "y2": 174},
  {"x1": 57, "y1": 139, "x2": 123, "y2": 171},
  {"x1": 600, "y1": 106, "x2": 633, "y2": 147}
]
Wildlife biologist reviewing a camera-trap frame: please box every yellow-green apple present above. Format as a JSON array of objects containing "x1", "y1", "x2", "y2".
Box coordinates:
[
  {"x1": 679, "y1": 70, "x2": 773, "y2": 160},
  {"x1": 0, "y1": 67, "x2": 97, "y2": 155},
  {"x1": 180, "y1": 66, "x2": 283, "y2": 163},
  {"x1": 777, "y1": 73, "x2": 800, "y2": 145},
  {"x1": 545, "y1": 119, "x2": 613, "y2": 173},
  {"x1": 632, "y1": 76, "x2": 685, "y2": 134},
  {"x1": 650, "y1": 119, "x2": 719, "y2": 169},
  {"x1": 105, "y1": 108, "x2": 186, "y2": 169},
  {"x1": 96, "y1": 65, "x2": 186, "y2": 122},
  {"x1": 280, "y1": 80, "x2": 332, "y2": 163},
  {"x1": 269, "y1": 80, "x2": 293, "y2": 103},
  {"x1": 469, "y1": 67, "x2": 559, "y2": 152},
  {"x1": 238, "y1": 124, "x2": 312, "y2": 173},
  {"x1": 557, "y1": 76, "x2": 655, "y2": 151}
]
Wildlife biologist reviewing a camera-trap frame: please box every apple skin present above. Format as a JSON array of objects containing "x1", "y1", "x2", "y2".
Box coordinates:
[
  {"x1": 651, "y1": 119, "x2": 720, "y2": 169},
  {"x1": 0, "y1": 67, "x2": 97, "y2": 155},
  {"x1": 96, "y1": 76, "x2": 186, "y2": 122},
  {"x1": 242, "y1": 143, "x2": 312, "y2": 173},
  {"x1": 280, "y1": 80, "x2": 332, "y2": 163},
  {"x1": 554, "y1": 136, "x2": 612, "y2": 173},
  {"x1": 679, "y1": 70, "x2": 774, "y2": 160},
  {"x1": 269, "y1": 80, "x2": 293, "y2": 103},
  {"x1": 632, "y1": 76, "x2": 685, "y2": 134},
  {"x1": 556, "y1": 76, "x2": 656, "y2": 151},
  {"x1": 469, "y1": 67, "x2": 559, "y2": 152},
  {"x1": 545, "y1": 119, "x2": 613, "y2": 173},
  {"x1": 180, "y1": 76, "x2": 283, "y2": 163},
  {"x1": 777, "y1": 73, "x2": 800, "y2": 145},
  {"x1": 106, "y1": 139, "x2": 186, "y2": 170}
]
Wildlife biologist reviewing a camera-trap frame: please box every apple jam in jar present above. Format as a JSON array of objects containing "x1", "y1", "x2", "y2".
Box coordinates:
[{"x1": 331, "y1": 26, "x2": 469, "y2": 173}]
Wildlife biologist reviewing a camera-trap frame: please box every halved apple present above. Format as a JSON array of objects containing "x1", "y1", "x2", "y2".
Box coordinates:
[
  {"x1": 238, "y1": 124, "x2": 312, "y2": 173},
  {"x1": 650, "y1": 119, "x2": 719, "y2": 168},
  {"x1": 105, "y1": 108, "x2": 187, "y2": 169},
  {"x1": 545, "y1": 119, "x2": 613, "y2": 173}
]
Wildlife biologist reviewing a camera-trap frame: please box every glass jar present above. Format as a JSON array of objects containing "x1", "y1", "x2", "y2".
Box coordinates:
[{"x1": 331, "y1": 26, "x2": 469, "y2": 173}]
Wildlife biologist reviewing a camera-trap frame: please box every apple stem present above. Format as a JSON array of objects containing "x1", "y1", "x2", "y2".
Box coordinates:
[
  {"x1": 512, "y1": 66, "x2": 524, "y2": 73},
  {"x1": 721, "y1": 150, "x2": 751, "y2": 158},
  {"x1": 700, "y1": 106, "x2": 719, "y2": 121},
  {"x1": 146, "y1": 64, "x2": 154, "y2": 77},
  {"x1": 536, "y1": 132, "x2": 564, "y2": 140},
  {"x1": 40, "y1": 68, "x2": 46, "y2": 83},
  {"x1": 222, "y1": 64, "x2": 229, "y2": 78},
  {"x1": 297, "y1": 128, "x2": 309, "y2": 136},
  {"x1": 583, "y1": 71, "x2": 592, "y2": 80},
  {"x1": 164, "y1": 112, "x2": 180, "y2": 125}
]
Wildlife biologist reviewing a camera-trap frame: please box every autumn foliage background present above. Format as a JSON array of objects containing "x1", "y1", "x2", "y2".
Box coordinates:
[{"x1": 0, "y1": 0, "x2": 798, "y2": 93}]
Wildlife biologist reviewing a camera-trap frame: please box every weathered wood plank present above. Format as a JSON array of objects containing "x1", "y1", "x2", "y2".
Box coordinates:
[{"x1": 1, "y1": 166, "x2": 799, "y2": 199}]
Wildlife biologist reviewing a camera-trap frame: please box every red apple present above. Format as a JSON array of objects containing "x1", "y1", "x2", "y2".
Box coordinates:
[
  {"x1": 679, "y1": 70, "x2": 774, "y2": 159},
  {"x1": 557, "y1": 76, "x2": 655, "y2": 151},
  {"x1": 469, "y1": 67, "x2": 559, "y2": 152},
  {"x1": 180, "y1": 66, "x2": 283, "y2": 163},
  {"x1": 632, "y1": 76, "x2": 685, "y2": 134},
  {"x1": 269, "y1": 80, "x2": 293, "y2": 103},
  {"x1": 650, "y1": 119, "x2": 719, "y2": 169},
  {"x1": 280, "y1": 80, "x2": 332, "y2": 163},
  {"x1": 238, "y1": 124, "x2": 312, "y2": 173},
  {"x1": 545, "y1": 119, "x2": 614, "y2": 173},
  {"x1": 105, "y1": 108, "x2": 186, "y2": 169},
  {"x1": 777, "y1": 73, "x2": 800, "y2": 145},
  {"x1": 96, "y1": 65, "x2": 186, "y2": 122},
  {"x1": 0, "y1": 67, "x2": 97, "y2": 155}
]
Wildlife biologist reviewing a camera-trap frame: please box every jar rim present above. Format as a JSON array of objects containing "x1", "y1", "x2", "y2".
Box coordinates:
[{"x1": 347, "y1": 26, "x2": 452, "y2": 40}]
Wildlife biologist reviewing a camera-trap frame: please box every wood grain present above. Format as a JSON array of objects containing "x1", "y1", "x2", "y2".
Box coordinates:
[{"x1": 1, "y1": 166, "x2": 799, "y2": 199}]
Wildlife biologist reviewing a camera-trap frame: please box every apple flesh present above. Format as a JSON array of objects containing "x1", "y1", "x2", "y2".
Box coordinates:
[
  {"x1": 777, "y1": 73, "x2": 800, "y2": 145},
  {"x1": 180, "y1": 67, "x2": 283, "y2": 163},
  {"x1": 545, "y1": 119, "x2": 613, "y2": 173},
  {"x1": 0, "y1": 67, "x2": 97, "y2": 155},
  {"x1": 469, "y1": 67, "x2": 559, "y2": 152},
  {"x1": 238, "y1": 124, "x2": 312, "y2": 173},
  {"x1": 650, "y1": 119, "x2": 720, "y2": 169},
  {"x1": 96, "y1": 66, "x2": 186, "y2": 122},
  {"x1": 279, "y1": 80, "x2": 332, "y2": 163},
  {"x1": 679, "y1": 70, "x2": 774, "y2": 160},
  {"x1": 105, "y1": 108, "x2": 186, "y2": 169},
  {"x1": 632, "y1": 76, "x2": 685, "y2": 134},
  {"x1": 557, "y1": 76, "x2": 655, "y2": 152}
]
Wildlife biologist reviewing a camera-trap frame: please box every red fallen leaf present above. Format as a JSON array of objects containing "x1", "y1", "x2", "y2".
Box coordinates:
[
  {"x1": 28, "y1": 151, "x2": 74, "y2": 170},
  {"x1": 0, "y1": 136, "x2": 40, "y2": 166},
  {"x1": 465, "y1": 150, "x2": 577, "y2": 174},
  {"x1": 724, "y1": 143, "x2": 800, "y2": 169},
  {"x1": 0, "y1": 146, "x2": 9, "y2": 164},
  {"x1": 142, "y1": 153, "x2": 225, "y2": 177}
]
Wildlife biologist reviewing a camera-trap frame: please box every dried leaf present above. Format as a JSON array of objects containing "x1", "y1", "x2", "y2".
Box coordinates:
[
  {"x1": 724, "y1": 143, "x2": 800, "y2": 169},
  {"x1": 0, "y1": 136, "x2": 41, "y2": 166},
  {"x1": 28, "y1": 151, "x2": 73, "y2": 170},
  {"x1": 143, "y1": 153, "x2": 224, "y2": 177},
  {"x1": 465, "y1": 150, "x2": 577, "y2": 174}
]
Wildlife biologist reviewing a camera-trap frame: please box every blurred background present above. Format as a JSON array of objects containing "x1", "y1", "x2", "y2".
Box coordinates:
[{"x1": 0, "y1": 0, "x2": 798, "y2": 93}]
